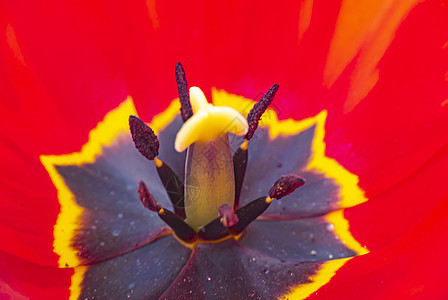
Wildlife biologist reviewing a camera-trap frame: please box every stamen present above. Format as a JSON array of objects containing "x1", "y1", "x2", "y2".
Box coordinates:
[
  {"x1": 197, "y1": 196, "x2": 268, "y2": 240},
  {"x1": 231, "y1": 174, "x2": 304, "y2": 234},
  {"x1": 233, "y1": 140, "x2": 248, "y2": 208},
  {"x1": 197, "y1": 218, "x2": 229, "y2": 241},
  {"x1": 240, "y1": 139, "x2": 248, "y2": 151},
  {"x1": 138, "y1": 181, "x2": 161, "y2": 212},
  {"x1": 246, "y1": 84, "x2": 279, "y2": 140},
  {"x1": 268, "y1": 175, "x2": 305, "y2": 200},
  {"x1": 198, "y1": 174, "x2": 305, "y2": 239},
  {"x1": 196, "y1": 204, "x2": 238, "y2": 241},
  {"x1": 129, "y1": 119, "x2": 186, "y2": 217},
  {"x1": 175, "y1": 62, "x2": 193, "y2": 122},
  {"x1": 159, "y1": 209, "x2": 197, "y2": 243},
  {"x1": 129, "y1": 116, "x2": 159, "y2": 160},
  {"x1": 233, "y1": 85, "x2": 278, "y2": 207},
  {"x1": 228, "y1": 196, "x2": 270, "y2": 235},
  {"x1": 138, "y1": 180, "x2": 196, "y2": 243},
  {"x1": 153, "y1": 157, "x2": 186, "y2": 218},
  {"x1": 218, "y1": 204, "x2": 239, "y2": 227},
  {"x1": 154, "y1": 156, "x2": 163, "y2": 168}
]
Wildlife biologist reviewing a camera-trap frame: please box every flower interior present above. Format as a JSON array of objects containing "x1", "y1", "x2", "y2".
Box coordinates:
[
  {"x1": 40, "y1": 62, "x2": 368, "y2": 299},
  {"x1": 129, "y1": 62, "x2": 305, "y2": 243}
]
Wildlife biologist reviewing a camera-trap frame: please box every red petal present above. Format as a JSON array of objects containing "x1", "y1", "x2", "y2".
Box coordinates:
[
  {"x1": 0, "y1": 3, "x2": 130, "y2": 264},
  {"x1": 310, "y1": 196, "x2": 448, "y2": 299},
  {"x1": 326, "y1": 0, "x2": 448, "y2": 195},
  {"x1": 0, "y1": 250, "x2": 72, "y2": 300},
  {"x1": 314, "y1": 142, "x2": 448, "y2": 299},
  {"x1": 348, "y1": 140, "x2": 448, "y2": 252}
]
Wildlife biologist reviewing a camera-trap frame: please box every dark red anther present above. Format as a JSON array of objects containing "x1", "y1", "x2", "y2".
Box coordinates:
[
  {"x1": 246, "y1": 84, "x2": 279, "y2": 140},
  {"x1": 138, "y1": 181, "x2": 162, "y2": 212},
  {"x1": 175, "y1": 62, "x2": 193, "y2": 122},
  {"x1": 218, "y1": 204, "x2": 239, "y2": 227},
  {"x1": 129, "y1": 116, "x2": 159, "y2": 160},
  {"x1": 268, "y1": 175, "x2": 305, "y2": 200}
]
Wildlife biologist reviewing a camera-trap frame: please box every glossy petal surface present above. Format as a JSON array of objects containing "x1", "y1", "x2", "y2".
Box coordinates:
[
  {"x1": 239, "y1": 218, "x2": 356, "y2": 262},
  {"x1": 79, "y1": 235, "x2": 191, "y2": 299},
  {"x1": 238, "y1": 126, "x2": 341, "y2": 218},
  {"x1": 159, "y1": 239, "x2": 322, "y2": 300},
  {"x1": 54, "y1": 133, "x2": 171, "y2": 266}
]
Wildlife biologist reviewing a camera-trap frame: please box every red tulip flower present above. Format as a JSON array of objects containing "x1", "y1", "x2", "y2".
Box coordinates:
[{"x1": 1, "y1": 1, "x2": 448, "y2": 299}]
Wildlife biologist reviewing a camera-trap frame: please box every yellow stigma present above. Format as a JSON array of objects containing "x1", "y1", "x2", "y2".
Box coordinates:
[{"x1": 174, "y1": 87, "x2": 248, "y2": 152}]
